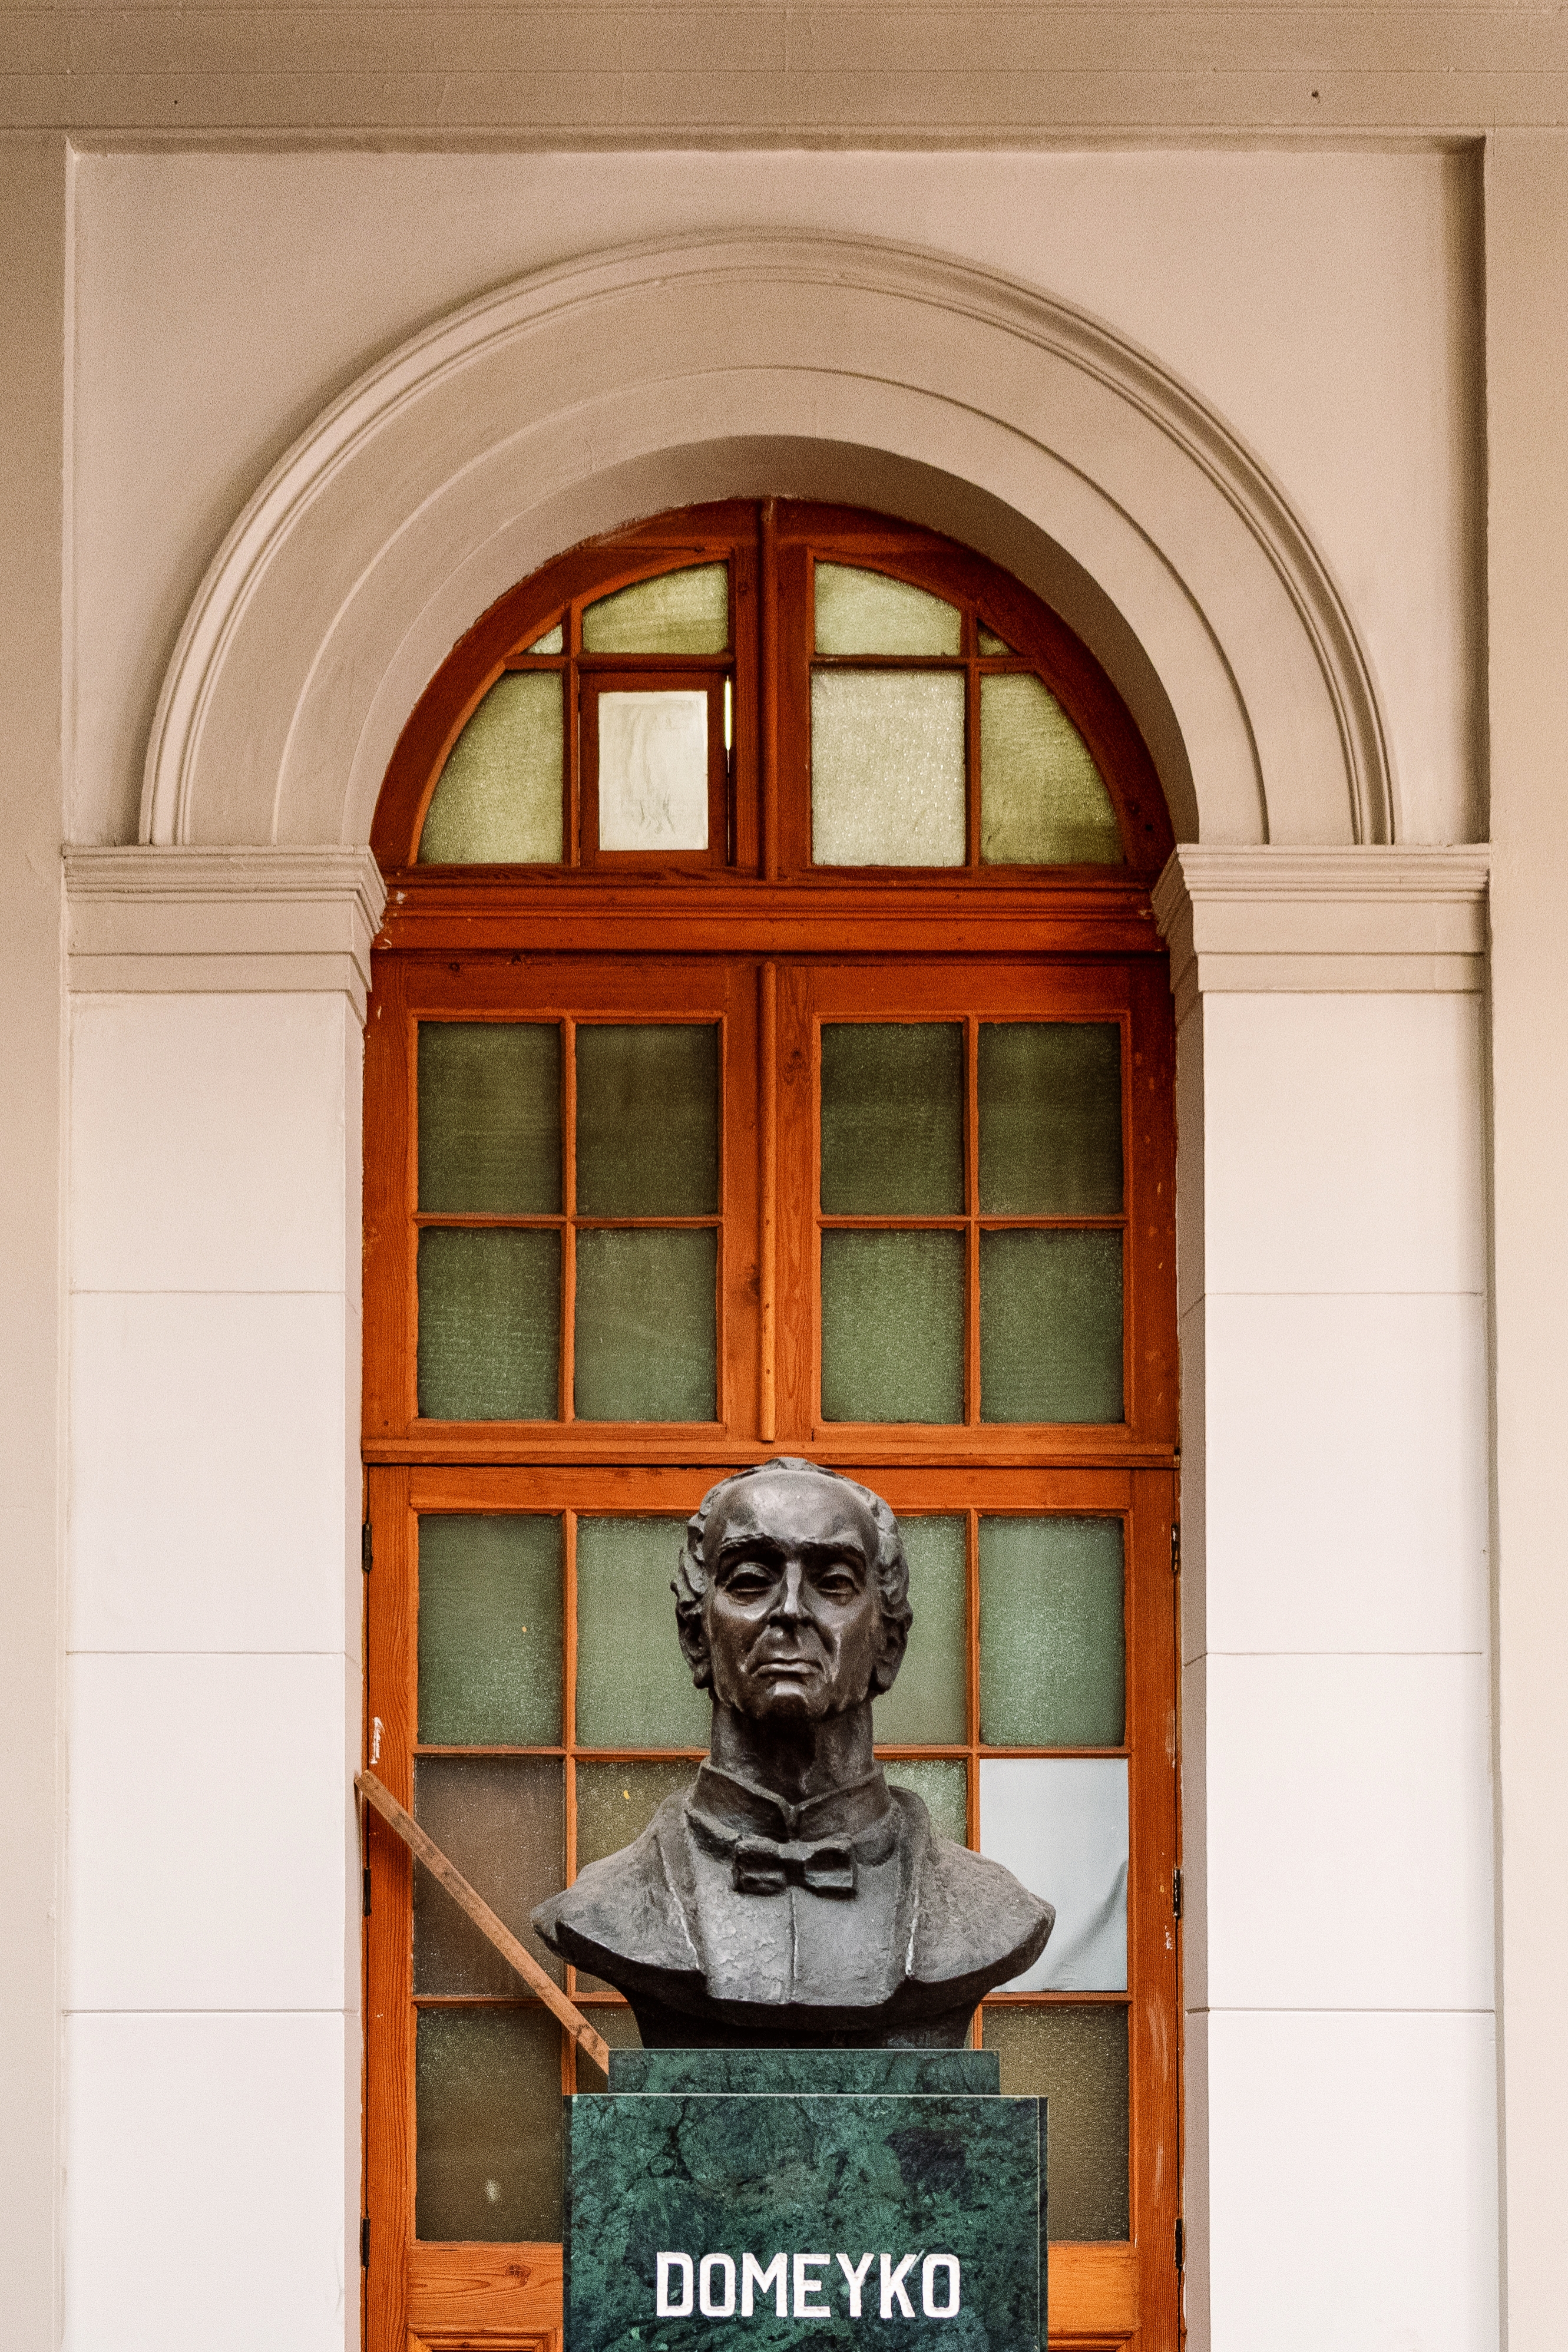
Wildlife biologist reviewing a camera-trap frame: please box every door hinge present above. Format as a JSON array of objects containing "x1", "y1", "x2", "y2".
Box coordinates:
[
  {"x1": 1175, "y1": 2217, "x2": 1185, "y2": 2271},
  {"x1": 360, "y1": 2216, "x2": 371, "y2": 2269},
  {"x1": 361, "y1": 1521, "x2": 373, "y2": 1575},
  {"x1": 362, "y1": 1865, "x2": 372, "y2": 1918},
  {"x1": 1170, "y1": 1521, "x2": 1180, "y2": 1576},
  {"x1": 1172, "y1": 1866, "x2": 1183, "y2": 1920}
]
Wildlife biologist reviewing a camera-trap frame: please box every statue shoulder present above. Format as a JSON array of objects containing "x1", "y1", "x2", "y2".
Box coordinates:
[
  {"x1": 531, "y1": 1792, "x2": 700, "y2": 1978},
  {"x1": 891, "y1": 1789, "x2": 1056, "y2": 1988}
]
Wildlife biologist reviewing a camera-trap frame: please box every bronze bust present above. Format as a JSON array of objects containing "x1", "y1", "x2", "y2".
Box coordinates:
[{"x1": 532, "y1": 1458, "x2": 1054, "y2": 2046}]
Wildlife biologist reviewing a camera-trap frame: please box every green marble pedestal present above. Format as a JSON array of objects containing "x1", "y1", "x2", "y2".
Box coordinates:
[{"x1": 565, "y1": 2051, "x2": 1044, "y2": 2352}]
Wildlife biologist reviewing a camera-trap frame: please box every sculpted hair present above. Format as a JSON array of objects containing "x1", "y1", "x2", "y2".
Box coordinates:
[{"x1": 673, "y1": 1456, "x2": 913, "y2": 1654}]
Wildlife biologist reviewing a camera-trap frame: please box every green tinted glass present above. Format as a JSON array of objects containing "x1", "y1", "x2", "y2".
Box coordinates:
[
  {"x1": 981, "y1": 2004, "x2": 1129, "y2": 2240},
  {"x1": 882, "y1": 1758, "x2": 968, "y2": 1845},
  {"x1": 418, "y1": 671, "x2": 564, "y2": 865},
  {"x1": 574, "y1": 2000, "x2": 642, "y2": 2088},
  {"x1": 980, "y1": 672, "x2": 1122, "y2": 866},
  {"x1": 412, "y1": 1756, "x2": 565, "y2": 1995},
  {"x1": 418, "y1": 1515, "x2": 562, "y2": 1746},
  {"x1": 872, "y1": 1515, "x2": 967, "y2": 1746},
  {"x1": 575, "y1": 1025, "x2": 719, "y2": 1216},
  {"x1": 814, "y1": 563, "x2": 962, "y2": 656},
  {"x1": 978, "y1": 1023, "x2": 1122, "y2": 1215},
  {"x1": 979, "y1": 1517, "x2": 1125, "y2": 1747},
  {"x1": 523, "y1": 623, "x2": 564, "y2": 653},
  {"x1": 418, "y1": 1229, "x2": 560, "y2": 1421},
  {"x1": 418, "y1": 1022, "x2": 561, "y2": 1215},
  {"x1": 820, "y1": 1024, "x2": 964, "y2": 1215},
  {"x1": 821, "y1": 1230, "x2": 964, "y2": 1423},
  {"x1": 980, "y1": 1230, "x2": 1123, "y2": 1423},
  {"x1": 574, "y1": 1229, "x2": 717, "y2": 1421},
  {"x1": 811, "y1": 672, "x2": 966, "y2": 867},
  {"x1": 977, "y1": 623, "x2": 1013, "y2": 655},
  {"x1": 415, "y1": 2007, "x2": 563, "y2": 2241},
  {"x1": 575, "y1": 1518, "x2": 710, "y2": 1748},
  {"x1": 582, "y1": 564, "x2": 729, "y2": 654},
  {"x1": 577, "y1": 1759, "x2": 694, "y2": 1869}
]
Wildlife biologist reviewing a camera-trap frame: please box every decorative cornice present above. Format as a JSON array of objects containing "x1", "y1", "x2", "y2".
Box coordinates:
[
  {"x1": 64, "y1": 846, "x2": 388, "y2": 1023},
  {"x1": 1153, "y1": 845, "x2": 1491, "y2": 1020}
]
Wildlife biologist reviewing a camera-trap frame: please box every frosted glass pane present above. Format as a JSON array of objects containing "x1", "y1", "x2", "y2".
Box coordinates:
[
  {"x1": 820, "y1": 1230, "x2": 964, "y2": 1423},
  {"x1": 576, "y1": 1025, "x2": 718, "y2": 1215},
  {"x1": 413, "y1": 1756, "x2": 565, "y2": 1994},
  {"x1": 982, "y1": 2006, "x2": 1129, "y2": 2241},
  {"x1": 582, "y1": 563, "x2": 729, "y2": 653},
  {"x1": 577, "y1": 1759, "x2": 695, "y2": 1868},
  {"x1": 574, "y1": 1228, "x2": 717, "y2": 1422},
  {"x1": 815, "y1": 563, "x2": 962, "y2": 655},
  {"x1": 418, "y1": 1515, "x2": 563, "y2": 1746},
  {"x1": 979, "y1": 1756, "x2": 1127, "y2": 1991},
  {"x1": 978, "y1": 1023, "x2": 1122, "y2": 1215},
  {"x1": 882, "y1": 1758, "x2": 968, "y2": 1845},
  {"x1": 980, "y1": 673, "x2": 1122, "y2": 866},
  {"x1": 977, "y1": 623, "x2": 1013, "y2": 655},
  {"x1": 574, "y1": 2001, "x2": 642, "y2": 2088},
  {"x1": 416, "y1": 2007, "x2": 563, "y2": 2241},
  {"x1": 524, "y1": 623, "x2": 564, "y2": 653},
  {"x1": 418, "y1": 1229, "x2": 560, "y2": 1421},
  {"x1": 418, "y1": 672, "x2": 563, "y2": 864},
  {"x1": 980, "y1": 1230, "x2": 1123, "y2": 1424},
  {"x1": 872, "y1": 1515, "x2": 967, "y2": 1746},
  {"x1": 418, "y1": 1022, "x2": 561, "y2": 1215},
  {"x1": 575, "y1": 1517, "x2": 710, "y2": 1748},
  {"x1": 598, "y1": 691, "x2": 709, "y2": 851},
  {"x1": 979, "y1": 1517, "x2": 1124, "y2": 1748},
  {"x1": 812, "y1": 672, "x2": 965, "y2": 867},
  {"x1": 820, "y1": 1023, "x2": 963, "y2": 1215}
]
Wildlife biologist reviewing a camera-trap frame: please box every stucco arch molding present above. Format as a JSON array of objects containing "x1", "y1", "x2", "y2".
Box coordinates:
[{"x1": 141, "y1": 232, "x2": 1394, "y2": 851}]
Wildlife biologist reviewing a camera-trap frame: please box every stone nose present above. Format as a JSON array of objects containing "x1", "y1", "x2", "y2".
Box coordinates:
[{"x1": 768, "y1": 1558, "x2": 810, "y2": 1623}]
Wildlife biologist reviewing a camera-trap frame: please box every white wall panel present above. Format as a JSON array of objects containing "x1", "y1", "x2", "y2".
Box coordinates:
[
  {"x1": 65, "y1": 1651, "x2": 357, "y2": 2013},
  {"x1": 64, "y1": 2009, "x2": 355, "y2": 2352}
]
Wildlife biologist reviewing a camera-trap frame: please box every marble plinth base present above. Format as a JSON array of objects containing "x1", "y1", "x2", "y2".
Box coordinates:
[{"x1": 565, "y1": 2050, "x2": 1044, "y2": 2352}]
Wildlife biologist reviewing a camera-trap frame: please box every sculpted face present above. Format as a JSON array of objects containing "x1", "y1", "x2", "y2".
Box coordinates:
[{"x1": 697, "y1": 1468, "x2": 899, "y2": 1722}]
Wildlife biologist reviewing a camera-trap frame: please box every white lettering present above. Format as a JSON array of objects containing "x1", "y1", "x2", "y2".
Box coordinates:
[
  {"x1": 656, "y1": 2254, "x2": 694, "y2": 2317},
  {"x1": 836, "y1": 2252, "x2": 876, "y2": 2317},
  {"x1": 792, "y1": 2254, "x2": 831, "y2": 2318},
  {"x1": 700, "y1": 2255, "x2": 736, "y2": 2317},
  {"x1": 921, "y1": 2255, "x2": 961, "y2": 2317},
  {"x1": 742, "y1": 2252, "x2": 788, "y2": 2317},
  {"x1": 881, "y1": 2252, "x2": 919, "y2": 2318}
]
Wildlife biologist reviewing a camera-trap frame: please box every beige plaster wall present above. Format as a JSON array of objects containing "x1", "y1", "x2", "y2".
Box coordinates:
[{"x1": 70, "y1": 146, "x2": 1483, "y2": 852}]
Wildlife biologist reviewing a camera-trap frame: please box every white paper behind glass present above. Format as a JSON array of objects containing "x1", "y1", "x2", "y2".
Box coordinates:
[{"x1": 598, "y1": 691, "x2": 709, "y2": 851}]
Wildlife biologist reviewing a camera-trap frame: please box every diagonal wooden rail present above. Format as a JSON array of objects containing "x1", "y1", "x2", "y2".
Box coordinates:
[{"x1": 356, "y1": 1767, "x2": 610, "y2": 2076}]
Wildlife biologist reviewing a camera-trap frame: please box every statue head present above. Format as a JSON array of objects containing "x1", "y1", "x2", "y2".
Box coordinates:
[{"x1": 673, "y1": 1458, "x2": 912, "y2": 1723}]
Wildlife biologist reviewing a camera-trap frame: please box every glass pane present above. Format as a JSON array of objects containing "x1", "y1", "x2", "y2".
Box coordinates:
[
  {"x1": 882, "y1": 1758, "x2": 968, "y2": 1845},
  {"x1": 811, "y1": 672, "x2": 965, "y2": 867},
  {"x1": 980, "y1": 672, "x2": 1122, "y2": 866},
  {"x1": 982, "y1": 2006, "x2": 1129, "y2": 2241},
  {"x1": 576, "y1": 1025, "x2": 718, "y2": 1215},
  {"x1": 814, "y1": 563, "x2": 962, "y2": 656},
  {"x1": 978, "y1": 1757, "x2": 1127, "y2": 1991},
  {"x1": 523, "y1": 623, "x2": 564, "y2": 653},
  {"x1": 820, "y1": 1023, "x2": 964, "y2": 1215},
  {"x1": 980, "y1": 1230, "x2": 1123, "y2": 1424},
  {"x1": 418, "y1": 1515, "x2": 563, "y2": 1746},
  {"x1": 418, "y1": 672, "x2": 563, "y2": 864},
  {"x1": 820, "y1": 1230, "x2": 964, "y2": 1423},
  {"x1": 977, "y1": 623, "x2": 1013, "y2": 655},
  {"x1": 413, "y1": 1756, "x2": 565, "y2": 1994},
  {"x1": 416, "y1": 2007, "x2": 563, "y2": 2241},
  {"x1": 574, "y1": 2001, "x2": 643, "y2": 2089},
  {"x1": 418, "y1": 1022, "x2": 561, "y2": 1215},
  {"x1": 978, "y1": 1023, "x2": 1122, "y2": 1215},
  {"x1": 597, "y1": 690, "x2": 709, "y2": 852},
  {"x1": 575, "y1": 1518, "x2": 711, "y2": 1748},
  {"x1": 872, "y1": 1515, "x2": 967, "y2": 1746},
  {"x1": 979, "y1": 1517, "x2": 1124, "y2": 1748},
  {"x1": 577, "y1": 1759, "x2": 696, "y2": 1869},
  {"x1": 582, "y1": 563, "x2": 729, "y2": 653},
  {"x1": 574, "y1": 1228, "x2": 717, "y2": 1421},
  {"x1": 418, "y1": 1229, "x2": 560, "y2": 1421}
]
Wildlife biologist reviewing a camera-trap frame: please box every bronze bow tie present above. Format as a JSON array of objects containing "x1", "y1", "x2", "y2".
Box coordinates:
[{"x1": 730, "y1": 1835, "x2": 857, "y2": 1898}]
